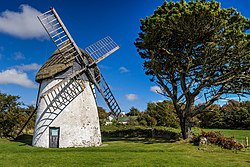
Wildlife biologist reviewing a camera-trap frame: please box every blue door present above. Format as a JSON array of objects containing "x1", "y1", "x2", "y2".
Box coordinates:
[{"x1": 49, "y1": 127, "x2": 60, "y2": 148}]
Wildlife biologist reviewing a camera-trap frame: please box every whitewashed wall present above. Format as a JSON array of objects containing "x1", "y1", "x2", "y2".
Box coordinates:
[{"x1": 32, "y1": 79, "x2": 101, "y2": 148}]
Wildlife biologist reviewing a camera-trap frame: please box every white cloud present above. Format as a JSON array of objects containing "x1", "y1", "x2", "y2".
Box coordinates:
[
  {"x1": 119, "y1": 66, "x2": 129, "y2": 73},
  {"x1": 99, "y1": 64, "x2": 110, "y2": 69},
  {"x1": 0, "y1": 4, "x2": 48, "y2": 39},
  {"x1": 13, "y1": 63, "x2": 41, "y2": 71},
  {"x1": 125, "y1": 94, "x2": 138, "y2": 101},
  {"x1": 0, "y1": 69, "x2": 38, "y2": 88},
  {"x1": 151, "y1": 100, "x2": 164, "y2": 103},
  {"x1": 218, "y1": 97, "x2": 241, "y2": 102},
  {"x1": 150, "y1": 86, "x2": 163, "y2": 94},
  {"x1": 13, "y1": 52, "x2": 25, "y2": 60}
]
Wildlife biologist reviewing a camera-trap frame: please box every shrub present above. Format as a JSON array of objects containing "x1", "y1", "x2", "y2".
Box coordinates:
[{"x1": 191, "y1": 131, "x2": 244, "y2": 150}]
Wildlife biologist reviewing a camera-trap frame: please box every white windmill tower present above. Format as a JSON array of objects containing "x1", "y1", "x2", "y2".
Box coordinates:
[{"x1": 18, "y1": 8, "x2": 122, "y2": 148}]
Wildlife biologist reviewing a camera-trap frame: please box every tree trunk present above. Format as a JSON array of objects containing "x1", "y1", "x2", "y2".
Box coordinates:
[{"x1": 180, "y1": 117, "x2": 192, "y2": 139}]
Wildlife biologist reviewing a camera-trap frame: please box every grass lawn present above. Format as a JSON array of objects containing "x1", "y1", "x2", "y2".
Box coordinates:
[{"x1": 1, "y1": 129, "x2": 250, "y2": 167}]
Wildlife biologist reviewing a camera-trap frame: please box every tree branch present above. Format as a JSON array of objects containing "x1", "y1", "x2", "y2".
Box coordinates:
[{"x1": 191, "y1": 84, "x2": 227, "y2": 117}]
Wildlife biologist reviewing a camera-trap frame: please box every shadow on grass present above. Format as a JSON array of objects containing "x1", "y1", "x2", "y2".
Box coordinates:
[
  {"x1": 12, "y1": 134, "x2": 178, "y2": 147},
  {"x1": 102, "y1": 136, "x2": 179, "y2": 144},
  {"x1": 12, "y1": 134, "x2": 33, "y2": 146}
]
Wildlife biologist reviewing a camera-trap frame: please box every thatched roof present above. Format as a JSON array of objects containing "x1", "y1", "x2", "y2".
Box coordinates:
[{"x1": 36, "y1": 44, "x2": 98, "y2": 82}]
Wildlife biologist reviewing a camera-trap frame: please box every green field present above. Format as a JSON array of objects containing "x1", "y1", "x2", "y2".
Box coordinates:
[{"x1": 1, "y1": 129, "x2": 250, "y2": 167}]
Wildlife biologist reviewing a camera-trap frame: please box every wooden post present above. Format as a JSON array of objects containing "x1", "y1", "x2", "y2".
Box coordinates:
[{"x1": 246, "y1": 137, "x2": 248, "y2": 147}]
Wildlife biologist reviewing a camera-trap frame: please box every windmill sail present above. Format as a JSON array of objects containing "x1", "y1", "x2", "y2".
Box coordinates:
[
  {"x1": 88, "y1": 73, "x2": 122, "y2": 118},
  {"x1": 38, "y1": 8, "x2": 84, "y2": 63},
  {"x1": 84, "y1": 36, "x2": 120, "y2": 65},
  {"x1": 37, "y1": 8, "x2": 88, "y2": 99}
]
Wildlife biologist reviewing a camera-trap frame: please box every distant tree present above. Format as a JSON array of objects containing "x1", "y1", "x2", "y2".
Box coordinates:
[
  {"x1": 135, "y1": 0, "x2": 250, "y2": 139},
  {"x1": 97, "y1": 107, "x2": 109, "y2": 119},
  {"x1": 137, "y1": 115, "x2": 148, "y2": 126},
  {"x1": 198, "y1": 104, "x2": 225, "y2": 128},
  {"x1": 136, "y1": 101, "x2": 179, "y2": 127},
  {"x1": 222, "y1": 100, "x2": 241, "y2": 112},
  {"x1": 146, "y1": 101, "x2": 179, "y2": 128},
  {"x1": 197, "y1": 100, "x2": 250, "y2": 129},
  {"x1": 221, "y1": 100, "x2": 250, "y2": 128},
  {"x1": 241, "y1": 101, "x2": 250, "y2": 111},
  {"x1": 97, "y1": 106, "x2": 109, "y2": 125},
  {"x1": 0, "y1": 92, "x2": 19, "y2": 137},
  {"x1": 0, "y1": 92, "x2": 22, "y2": 112},
  {"x1": 232, "y1": 108, "x2": 250, "y2": 128},
  {"x1": 127, "y1": 117, "x2": 139, "y2": 126},
  {"x1": 136, "y1": 112, "x2": 155, "y2": 126},
  {"x1": 126, "y1": 107, "x2": 141, "y2": 116},
  {"x1": 0, "y1": 92, "x2": 35, "y2": 138}
]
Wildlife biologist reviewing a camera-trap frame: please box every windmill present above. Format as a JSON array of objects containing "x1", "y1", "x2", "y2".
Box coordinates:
[{"x1": 18, "y1": 8, "x2": 122, "y2": 148}]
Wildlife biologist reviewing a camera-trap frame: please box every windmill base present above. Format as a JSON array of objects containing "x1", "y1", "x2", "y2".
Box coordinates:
[{"x1": 32, "y1": 79, "x2": 102, "y2": 148}]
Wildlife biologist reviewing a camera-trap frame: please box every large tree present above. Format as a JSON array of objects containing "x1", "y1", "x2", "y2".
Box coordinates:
[{"x1": 135, "y1": 0, "x2": 250, "y2": 139}]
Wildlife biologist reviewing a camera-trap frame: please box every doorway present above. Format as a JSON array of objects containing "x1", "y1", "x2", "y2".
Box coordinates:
[{"x1": 49, "y1": 127, "x2": 60, "y2": 148}]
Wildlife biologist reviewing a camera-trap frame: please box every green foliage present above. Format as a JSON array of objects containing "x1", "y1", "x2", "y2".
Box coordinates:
[
  {"x1": 127, "y1": 116, "x2": 139, "y2": 126},
  {"x1": 135, "y1": 100, "x2": 179, "y2": 128},
  {"x1": 137, "y1": 113, "x2": 157, "y2": 126},
  {"x1": 97, "y1": 106, "x2": 108, "y2": 119},
  {"x1": 146, "y1": 100, "x2": 179, "y2": 127},
  {"x1": 0, "y1": 92, "x2": 35, "y2": 138},
  {"x1": 198, "y1": 100, "x2": 250, "y2": 129},
  {"x1": 222, "y1": 100, "x2": 250, "y2": 129},
  {"x1": 97, "y1": 106, "x2": 109, "y2": 126},
  {"x1": 198, "y1": 104, "x2": 225, "y2": 128},
  {"x1": 135, "y1": 0, "x2": 250, "y2": 139},
  {"x1": 126, "y1": 107, "x2": 141, "y2": 116}
]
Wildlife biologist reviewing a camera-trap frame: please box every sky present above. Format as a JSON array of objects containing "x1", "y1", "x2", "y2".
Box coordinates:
[{"x1": 0, "y1": 0, "x2": 249, "y2": 112}]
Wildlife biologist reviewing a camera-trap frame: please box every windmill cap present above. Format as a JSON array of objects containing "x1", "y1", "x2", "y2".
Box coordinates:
[{"x1": 36, "y1": 43, "x2": 99, "y2": 82}]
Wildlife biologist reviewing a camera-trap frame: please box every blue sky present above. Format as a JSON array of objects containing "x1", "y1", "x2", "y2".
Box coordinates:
[{"x1": 0, "y1": 0, "x2": 249, "y2": 112}]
